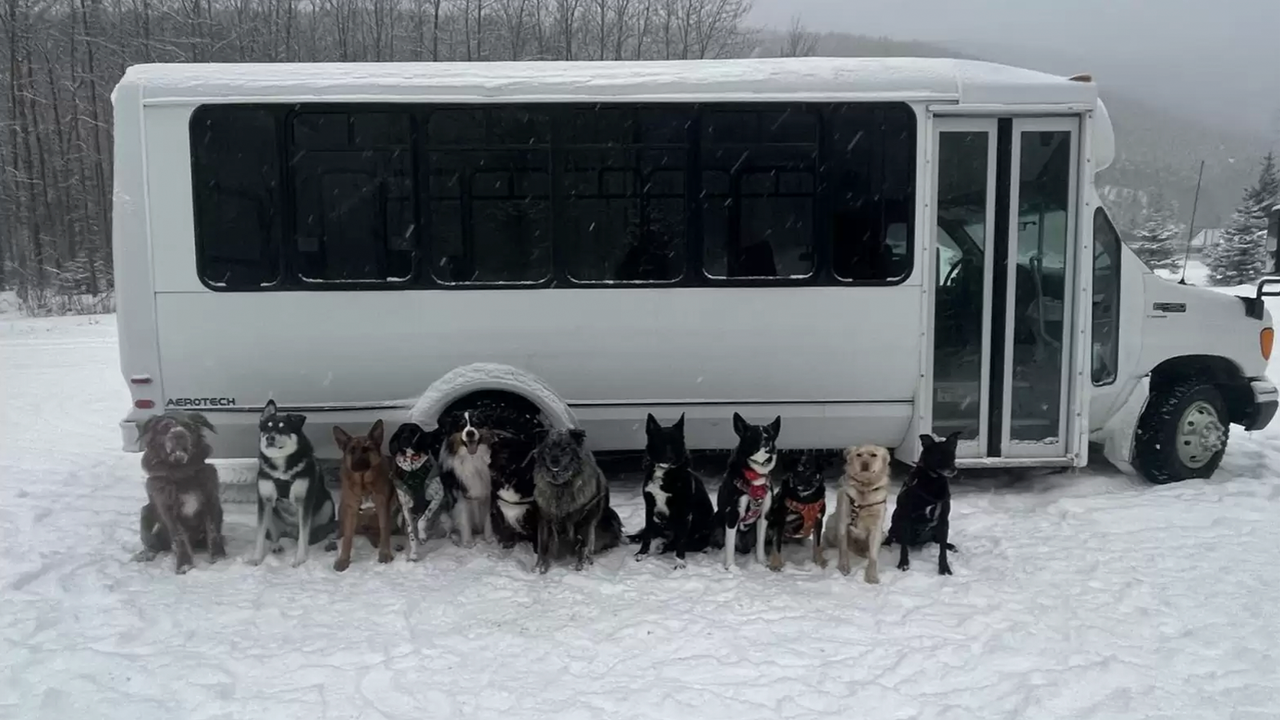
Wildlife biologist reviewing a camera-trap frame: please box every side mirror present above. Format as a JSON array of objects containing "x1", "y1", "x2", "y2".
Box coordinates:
[{"x1": 1255, "y1": 276, "x2": 1280, "y2": 299}]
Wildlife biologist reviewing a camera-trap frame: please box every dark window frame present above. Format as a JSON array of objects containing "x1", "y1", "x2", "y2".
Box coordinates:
[
  {"x1": 1091, "y1": 206, "x2": 1122, "y2": 387},
  {"x1": 189, "y1": 101, "x2": 918, "y2": 292}
]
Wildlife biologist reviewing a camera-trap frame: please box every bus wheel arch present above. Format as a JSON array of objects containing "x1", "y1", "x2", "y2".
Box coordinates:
[
  {"x1": 1133, "y1": 355, "x2": 1244, "y2": 484},
  {"x1": 408, "y1": 363, "x2": 578, "y2": 439}
]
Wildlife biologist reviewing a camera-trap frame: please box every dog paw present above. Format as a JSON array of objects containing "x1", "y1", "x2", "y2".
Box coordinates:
[
  {"x1": 634, "y1": 551, "x2": 649, "y2": 562},
  {"x1": 768, "y1": 553, "x2": 784, "y2": 573},
  {"x1": 897, "y1": 560, "x2": 910, "y2": 572},
  {"x1": 175, "y1": 563, "x2": 192, "y2": 575},
  {"x1": 536, "y1": 562, "x2": 550, "y2": 575},
  {"x1": 501, "y1": 541, "x2": 516, "y2": 550},
  {"x1": 271, "y1": 544, "x2": 284, "y2": 555},
  {"x1": 673, "y1": 558, "x2": 687, "y2": 570},
  {"x1": 324, "y1": 540, "x2": 338, "y2": 552},
  {"x1": 409, "y1": 551, "x2": 420, "y2": 562},
  {"x1": 837, "y1": 559, "x2": 851, "y2": 576},
  {"x1": 378, "y1": 551, "x2": 394, "y2": 564},
  {"x1": 865, "y1": 568, "x2": 880, "y2": 585},
  {"x1": 209, "y1": 548, "x2": 227, "y2": 562},
  {"x1": 333, "y1": 558, "x2": 350, "y2": 573},
  {"x1": 814, "y1": 554, "x2": 828, "y2": 569},
  {"x1": 291, "y1": 557, "x2": 307, "y2": 569},
  {"x1": 131, "y1": 549, "x2": 157, "y2": 563},
  {"x1": 939, "y1": 563, "x2": 953, "y2": 576}
]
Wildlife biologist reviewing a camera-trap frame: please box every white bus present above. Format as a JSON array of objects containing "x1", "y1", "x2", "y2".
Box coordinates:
[{"x1": 111, "y1": 57, "x2": 1278, "y2": 486}]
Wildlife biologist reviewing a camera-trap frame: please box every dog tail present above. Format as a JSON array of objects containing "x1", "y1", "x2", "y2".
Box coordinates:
[{"x1": 593, "y1": 507, "x2": 624, "y2": 554}]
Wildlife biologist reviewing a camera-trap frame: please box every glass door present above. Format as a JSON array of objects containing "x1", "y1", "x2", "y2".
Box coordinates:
[
  {"x1": 928, "y1": 116, "x2": 1079, "y2": 460},
  {"x1": 929, "y1": 119, "x2": 997, "y2": 459}
]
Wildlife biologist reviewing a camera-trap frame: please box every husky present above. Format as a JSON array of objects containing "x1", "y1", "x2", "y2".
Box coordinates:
[
  {"x1": 249, "y1": 399, "x2": 337, "y2": 567},
  {"x1": 714, "y1": 413, "x2": 781, "y2": 570}
]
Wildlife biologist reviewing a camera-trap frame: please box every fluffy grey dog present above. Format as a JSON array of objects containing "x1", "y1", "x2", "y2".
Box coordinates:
[
  {"x1": 532, "y1": 428, "x2": 622, "y2": 574},
  {"x1": 134, "y1": 412, "x2": 226, "y2": 574}
]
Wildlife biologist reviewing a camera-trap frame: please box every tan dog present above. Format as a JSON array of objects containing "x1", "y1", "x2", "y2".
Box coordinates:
[
  {"x1": 332, "y1": 420, "x2": 394, "y2": 572},
  {"x1": 823, "y1": 444, "x2": 891, "y2": 583}
]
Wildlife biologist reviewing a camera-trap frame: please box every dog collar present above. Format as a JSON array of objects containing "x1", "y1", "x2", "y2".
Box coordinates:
[{"x1": 498, "y1": 496, "x2": 536, "y2": 506}]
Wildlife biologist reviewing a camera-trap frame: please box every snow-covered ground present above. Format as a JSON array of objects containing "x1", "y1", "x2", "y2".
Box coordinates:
[{"x1": 4, "y1": 296, "x2": 1280, "y2": 719}]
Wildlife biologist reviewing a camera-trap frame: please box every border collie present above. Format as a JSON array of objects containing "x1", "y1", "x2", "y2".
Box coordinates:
[{"x1": 437, "y1": 411, "x2": 496, "y2": 547}]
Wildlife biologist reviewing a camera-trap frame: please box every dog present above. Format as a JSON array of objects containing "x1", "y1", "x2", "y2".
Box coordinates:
[
  {"x1": 823, "y1": 444, "x2": 891, "y2": 583},
  {"x1": 250, "y1": 400, "x2": 337, "y2": 567},
  {"x1": 388, "y1": 422, "x2": 448, "y2": 561},
  {"x1": 766, "y1": 450, "x2": 829, "y2": 571},
  {"x1": 134, "y1": 412, "x2": 226, "y2": 574},
  {"x1": 532, "y1": 428, "x2": 623, "y2": 573},
  {"x1": 629, "y1": 413, "x2": 715, "y2": 569},
  {"x1": 490, "y1": 431, "x2": 539, "y2": 550},
  {"x1": 715, "y1": 413, "x2": 781, "y2": 570},
  {"x1": 437, "y1": 411, "x2": 498, "y2": 547},
  {"x1": 884, "y1": 431, "x2": 961, "y2": 575},
  {"x1": 333, "y1": 419, "x2": 395, "y2": 571}
]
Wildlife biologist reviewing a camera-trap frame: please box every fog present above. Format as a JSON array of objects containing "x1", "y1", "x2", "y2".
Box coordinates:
[{"x1": 751, "y1": 0, "x2": 1280, "y2": 139}]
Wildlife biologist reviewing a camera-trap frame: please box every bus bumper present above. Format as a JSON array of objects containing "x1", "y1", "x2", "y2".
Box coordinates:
[{"x1": 1243, "y1": 379, "x2": 1278, "y2": 432}]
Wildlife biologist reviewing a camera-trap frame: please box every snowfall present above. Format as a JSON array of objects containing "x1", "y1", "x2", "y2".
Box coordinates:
[{"x1": 3, "y1": 269, "x2": 1280, "y2": 720}]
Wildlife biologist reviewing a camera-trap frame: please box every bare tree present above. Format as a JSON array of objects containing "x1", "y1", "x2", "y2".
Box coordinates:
[{"x1": 779, "y1": 14, "x2": 817, "y2": 58}]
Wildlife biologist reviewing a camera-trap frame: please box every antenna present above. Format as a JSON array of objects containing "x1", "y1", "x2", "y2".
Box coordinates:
[{"x1": 1178, "y1": 159, "x2": 1205, "y2": 286}]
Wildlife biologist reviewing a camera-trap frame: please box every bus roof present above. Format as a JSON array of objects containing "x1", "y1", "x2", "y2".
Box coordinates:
[{"x1": 114, "y1": 57, "x2": 1100, "y2": 107}]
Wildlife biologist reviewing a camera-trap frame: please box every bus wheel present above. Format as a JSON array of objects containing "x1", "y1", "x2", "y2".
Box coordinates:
[{"x1": 1134, "y1": 380, "x2": 1229, "y2": 485}]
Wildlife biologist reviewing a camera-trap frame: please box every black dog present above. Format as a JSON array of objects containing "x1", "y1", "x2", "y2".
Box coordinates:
[
  {"x1": 490, "y1": 431, "x2": 539, "y2": 551},
  {"x1": 629, "y1": 413, "x2": 715, "y2": 569},
  {"x1": 767, "y1": 450, "x2": 830, "y2": 571},
  {"x1": 884, "y1": 431, "x2": 962, "y2": 575},
  {"x1": 388, "y1": 422, "x2": 448, "y2": 561},
  {"x1": 250, "y1": 400, "x2": 338, "y2": 567},
  {"x1": 715, "y1": 413, "x2": 781, "y2": 570}
]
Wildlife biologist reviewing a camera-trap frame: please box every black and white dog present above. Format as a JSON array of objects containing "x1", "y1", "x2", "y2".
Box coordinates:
[
  {"x1": 250, "y1": 400, "x2": 337, "y2": 567},
  {"x1": 629, "y1": 413, "x2": 715, "y2": 569},
  {"x1": 884, "y1": 431, "x2": 962, "y2": 575},
  {"x1": 490, "y1": 432, "x2": 539, "y2": 550},
  {"x1": 389, "y1": 422, "x2": 449, "y2": 561},
  {"x1": 437, "y1": 411, "x2": 497, "y2": 547},
  {"x1": 715, "y1": 413, "x2": 781, "y2": 570}
]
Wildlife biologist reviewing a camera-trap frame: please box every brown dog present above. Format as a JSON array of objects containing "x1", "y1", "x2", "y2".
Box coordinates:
[
  {"x1": 332, "y1": 419, "x2": 394, "y2": 572},
  {"x1": 134, "y1": 412, "x2": 226, "y2": 574}
]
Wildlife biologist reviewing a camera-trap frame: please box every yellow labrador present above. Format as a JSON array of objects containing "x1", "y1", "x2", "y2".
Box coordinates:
[{"x1": 823, "y1": 445, "x2": 891, "y2": 583}]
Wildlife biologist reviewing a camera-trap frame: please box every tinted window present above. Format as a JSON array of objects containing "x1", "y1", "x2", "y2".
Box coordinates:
[
  {"x1": 561, "y1": 106, "x2": 689, "y2": 283},
  {"x1": 700, "y1": 107, "x2": 818, "y2": 279},
  {"x1": 427, "y1": 108, "x2": 552, "y2": 284},
  {"x1": 828, "y1": 104, "x2": 916, "y2": 282},
  {"x1": 1093, "y1": 208, "x2": 1121, "y2": 386},
  {"x1": 290, "y1": 111, "x2": 416, "y2": 283},
  {"x1": 191, "y1": 106, "x2": 282, "y2": 288}
]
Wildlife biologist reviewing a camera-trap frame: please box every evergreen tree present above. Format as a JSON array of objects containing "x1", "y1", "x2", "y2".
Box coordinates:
[
  {"x1": 1206, "y1": 152, "x2": 1280, "y2": 286},
  {"x1": 1128, "y1": 191, "x2": 1184, "y2": 272}
]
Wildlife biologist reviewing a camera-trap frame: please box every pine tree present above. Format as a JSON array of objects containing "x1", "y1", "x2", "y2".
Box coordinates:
[
  {"x1": 1206, "y1": 152, "x2": 1280, "y2": 286},
  {"x1": 1128, "y1": 191, "x2": 1184, "y2": 272}
]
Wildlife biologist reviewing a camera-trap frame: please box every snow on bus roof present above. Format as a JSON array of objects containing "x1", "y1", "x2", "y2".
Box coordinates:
[{"x1": 115, "y1": 57, "x2": 1099, "y2": 106}]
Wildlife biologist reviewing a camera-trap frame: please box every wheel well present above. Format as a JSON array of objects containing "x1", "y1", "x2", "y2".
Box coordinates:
[
  {"x1": 439, "y1": 390, "x2": 545, "y2": 426},
  {"x1": 1149, "y1": 355, "x2": 1250, "y2": 424}
]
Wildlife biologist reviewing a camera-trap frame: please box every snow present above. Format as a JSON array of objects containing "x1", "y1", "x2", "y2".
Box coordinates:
[
  {"x1": 117, "y1": 57, "x2": 1099, "y2": 108},
  {"x1": 408, "y1": 362, "x2": 579, "y2": 432},
  {"x1": 5, "y1": 312, "x2": 1280, "y2": 719}
]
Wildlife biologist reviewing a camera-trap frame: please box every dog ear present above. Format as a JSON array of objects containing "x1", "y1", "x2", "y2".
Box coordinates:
[
  {"x1": 260, "y1": 399, "x2": 277, "y2": 420},
  {"x1": 186, "y1": 412, "x2": 217, "y2": 435},
  {"x1": 674, "y1": 413, "x2": 686, "y2": 432},
  {"x1": 732, "y1": 412, "x2": 749, "y2": 437},
  {"x1": 768, "y1": 415, "x2": 782, "y2": 437},
  {"x1": 369, "y1": 419, "x2": 385, "y2": 448},
  {"x1": 333, "y1": 426, "x2": 352, "y2": 449},
  {"x1": 139, "y1": 414, "x2": 166, "y2": 443},
  {"x1": 843, "y1": 446, "x2": 856, "y2": 463},
  {"x1": 944, "y1": 431, "x2": 962, "y2": 446},
  {"x1": 645, "y1": 413, "x2": 662, "y2": 436},
  {"x1": 919, "y1": 434, "x2": 936, "y2": 448},
  {"x1": 569, "y1": 427, "x2": 587, "y2": 446},
  {"x1": 286, "y1": 413, "x2": 307, "y2": 429}
]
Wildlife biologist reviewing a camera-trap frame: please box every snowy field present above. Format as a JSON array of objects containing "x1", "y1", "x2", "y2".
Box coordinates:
[{"x1": 4, "y1": 290, "x2": 1280, "y2": 719}]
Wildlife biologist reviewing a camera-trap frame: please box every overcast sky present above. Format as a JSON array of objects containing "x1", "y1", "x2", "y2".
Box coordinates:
[{"x1": 750, "y1": 0, "x2": 1280, "y2": 137}]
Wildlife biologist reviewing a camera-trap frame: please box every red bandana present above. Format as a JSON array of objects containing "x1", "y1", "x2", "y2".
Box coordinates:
[{"x1": 736, "y1": 474, "x2": 770, "y2": 526}]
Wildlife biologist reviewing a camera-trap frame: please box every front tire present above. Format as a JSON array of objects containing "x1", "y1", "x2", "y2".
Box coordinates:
[{"x1": 1134, "y1": 380, "x2": 1229, "y2": 484}]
